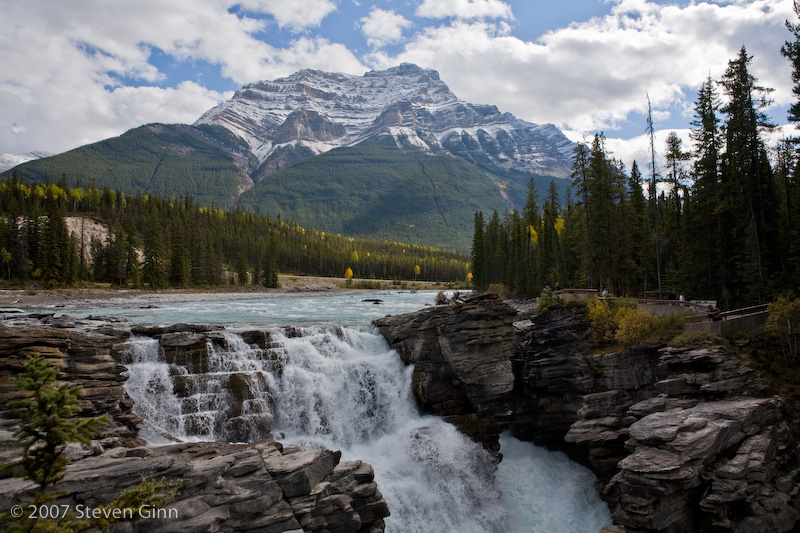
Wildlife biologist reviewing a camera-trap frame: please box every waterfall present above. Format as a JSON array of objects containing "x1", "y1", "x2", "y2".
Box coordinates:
[{"x1": 123, "y1": 324, "x2": 610, "y2": 532}]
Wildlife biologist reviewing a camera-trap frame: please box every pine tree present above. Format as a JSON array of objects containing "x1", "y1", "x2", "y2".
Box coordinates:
[
  {"x1": 662, "y1": 131, "x2": 691, "y2": 289},
  {"x1": 782, "y1": 5, "x2": 800, "y2": 287},
  {"x1": 169, "y1": 225, "x2": 190, "y2": 287},
  {"x1": 522, "y1": 179, "x2": 542, "y2": 292},
  {"x1": 471, "y1": 212, "x2": 488, "y2": 291},
  {"x1": 7, "y1": 354, "x2": 108, "y2": 496},
  {"x1": 260, "y1": 246, "x2": 279, "y2": 288},
  {"x1": 142, "y1": 219, "x2": 167, "y2": 289},
  {"x1": 718, "y1": 46, "x2": 778, "y2": 305},
  {"x1": 541, "y1": 181, "x2": 562, "y2": 287},
  {"x1": 686, "y1": 76, "x2": 724, "y2": 299}
]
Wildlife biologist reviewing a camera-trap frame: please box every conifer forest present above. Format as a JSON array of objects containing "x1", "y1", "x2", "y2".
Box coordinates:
[
  {"x1": 0, "y1": 175, "x2": 469, "y2": 289},
  {"x1": 471, "y1": 43, "x2": 800, "y2": 310}
]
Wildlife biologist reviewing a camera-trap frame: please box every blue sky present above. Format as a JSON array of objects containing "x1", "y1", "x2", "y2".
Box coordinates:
[{"x1": 0, "y1": 0, "x2": 796, "y2": 168}]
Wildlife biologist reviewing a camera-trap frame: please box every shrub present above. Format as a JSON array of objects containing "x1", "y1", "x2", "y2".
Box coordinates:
[
  {"x1": 486, "y1": 283, "x2": 508, "y2": 298},
  {"x1": 537, "y1": 290, "x2": 565, "y2": 312},
  {"x1": 669, "y1": 330, "x2": 727, "y2": 349},
  {"x1": 587, "y1": 296, "x2": 690, "y2": 347},
  {"x1": 614, "y1": 307, "x2": 657, "y2": 345},
  {"x1": 587, "y1": 297, "x2": 615, "y2": 340}
]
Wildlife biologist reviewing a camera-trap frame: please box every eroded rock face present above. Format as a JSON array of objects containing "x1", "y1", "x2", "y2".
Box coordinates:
[
  {"x1": 0, "y1": 314, "x2": 141, "y2": 449},
  {"x1": 375, "y1": 297, "x2": 800, "y2": 532},
  {"x1": 374, "y1": 294, "x2": 519, "y2": 453},
  {"x1": 0, "y1": 441, "x2": 390, "y2": 533}
]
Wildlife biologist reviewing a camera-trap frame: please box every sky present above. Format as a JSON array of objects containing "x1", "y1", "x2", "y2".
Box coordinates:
[{"x1": 1, "y1": 0, "x2": 797, "y2": 171}]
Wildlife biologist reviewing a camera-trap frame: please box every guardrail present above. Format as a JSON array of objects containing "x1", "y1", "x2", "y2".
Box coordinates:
[{"x1": 683, "y1": 304, "x2": 769, "y2": 335}]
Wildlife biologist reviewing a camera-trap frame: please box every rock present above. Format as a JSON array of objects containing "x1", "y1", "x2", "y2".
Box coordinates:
[
  {"x1": 0, "y1": 441, "x2": 389, "y2": 533},
  {"x1": 0, "y1": 315, "x2": 389, "y2": 533},
  {"x1": 374, "y1": 293, "x2": 519, "y2": 451},
  {"x1": 375, "y1": 297, "x2": 800, "y2": 532}
]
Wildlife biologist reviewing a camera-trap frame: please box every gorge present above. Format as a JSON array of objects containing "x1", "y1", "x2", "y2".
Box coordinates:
[{"x1": 2, "y1": 290, "x2": 796, "y2": 531}]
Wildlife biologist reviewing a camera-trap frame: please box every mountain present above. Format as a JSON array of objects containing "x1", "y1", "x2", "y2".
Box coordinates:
[
  {"x1": 4, "y1": 64, "x2": 575, "y2": 252},
  {"x1": 0, "y1": 151, "x2": 51, "y2": 172},
  {"x1": 196, "y1": 63, "x2": 574, "y2": 182}
]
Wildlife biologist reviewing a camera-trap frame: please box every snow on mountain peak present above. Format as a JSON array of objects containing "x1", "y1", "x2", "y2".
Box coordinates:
[{"x1": 195, "y1": 63, "x2": 574, "y2": 178}]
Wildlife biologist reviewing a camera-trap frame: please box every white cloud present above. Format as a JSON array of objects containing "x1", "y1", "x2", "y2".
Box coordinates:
[
  {"x1": 416, "y1": 0, "x2": 513, "y2": 20},
  {"x1": 1, "y1": 0, "x2": 795, "y2": 161},
  {"x1": 235, "y1": 0, "x2": 338, "y2": 30},
  {"x1": 388, "y1": 0, "x2": 793, "y2": 140},
  {"x1": 0, "y1": 0, "x2": 364, "y2": 155},
  {"x1": 360, "y1": 8, "x2": 413, "y2": 49}
]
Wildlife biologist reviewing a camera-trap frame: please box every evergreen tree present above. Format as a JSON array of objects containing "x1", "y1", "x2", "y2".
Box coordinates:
[
  {"x1": 782, "y1": 5, "x2": 800, "y2": 128},
  {"x1": 718, "y1": 46, "x2": 778, "y2": 305},
  {"x1": 540, "y1": 181, "x2": 562, "y2": 286},
  {"x1": 142, "y1": 220, "x2": 167, "y2": 289},
  {"x1": 260, "y1": 246, "x2": 279, "y2": 289},
  {"x1": 522, "y1": 179, "x2": 542, "y2": 292},
  {"x1": 782, "y1": 5, "x2": 800, "y2": 286},
  {"x1": 7, "y1": 354, "x2": 108, "y2": 496},
  {"x1": 471, "y1": 212, "x2": 488, "y2": 291},
  {"x1": 169, "y1": 225, "x2": 190, "y2": 287},
  {"x1": 686, "y1": 76, "x2": 724, "y2": 299}
]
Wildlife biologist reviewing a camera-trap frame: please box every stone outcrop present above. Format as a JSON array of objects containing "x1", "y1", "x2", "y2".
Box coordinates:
[
  {"x1": 374, "y1": 294, "x2": 519, "y2": 453},
  {"x1": 0, "y1": 313, "x2": 141, "y2": 448},
  {"x1": 0, "y1": 314, "x2": 389, "y2": 533},
  {"x1": 374, "y1": 295, "x2": 800, "y2": 532},
  {"x1": 0, "y1": 440, "x2": 389, "y2": 533}
]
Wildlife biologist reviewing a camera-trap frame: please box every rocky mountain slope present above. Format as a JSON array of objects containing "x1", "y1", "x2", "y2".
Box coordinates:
[
  {"x1": 4, "y1": 64, "x2": 575, "y2": 251},
  {"x1": 196, "y1": 63, "x2": 574, "y2": 181}
]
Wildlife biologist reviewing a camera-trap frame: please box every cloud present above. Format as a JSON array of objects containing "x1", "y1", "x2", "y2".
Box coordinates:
[
  {"x1": 416, "y1": 0, "x2": 513, "y2": 20},
  {"x1": 235, "y1": 0, "x2": 338, "y2": 30},
  {"x1": 389, "y1": 0, "x2": 793, "y2": 139},
  {"x1": 0, "y1": 0, "x2": 364, "y2": 155},
  {"x1": 360, "y1": 8, "x2": 413, "y2": 49}
]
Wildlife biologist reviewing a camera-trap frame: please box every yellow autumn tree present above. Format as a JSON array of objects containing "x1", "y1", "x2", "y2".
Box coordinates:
[{"x1": 344, "y1": 267, "x2": 354, "y2": 280}]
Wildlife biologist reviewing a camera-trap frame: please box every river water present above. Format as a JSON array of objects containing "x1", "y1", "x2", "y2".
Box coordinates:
[{"x1": 52, "y1": 290, "x2": 611, "y2": 532}]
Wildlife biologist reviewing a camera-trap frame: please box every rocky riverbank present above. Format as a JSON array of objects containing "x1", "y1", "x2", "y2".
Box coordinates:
[
  {"x1": 374, "y1": 294, "x2": 800, "y2": 532},
  {"x1": 0, "y1": 313, "x2": 389, "y2": 533}
]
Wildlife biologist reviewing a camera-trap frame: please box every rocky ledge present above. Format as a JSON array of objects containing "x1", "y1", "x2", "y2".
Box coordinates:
[
  {"x1": 374, "y1": 294, "x2": 800, "y2": 532},
  {"x1": 1, "y1": 441, "x2": 388, "y2": 533},
  {"x1": 0, "y1": 313, "x2": 389, "y2": 533}
]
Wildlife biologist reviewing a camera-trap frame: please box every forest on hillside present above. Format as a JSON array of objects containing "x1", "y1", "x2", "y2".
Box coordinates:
[
  {"x1": 471, "y1": 39, "x2": 800, "y2": 310},
  {"x1": 0, "y1": 175, "x2": 469, "y2": 289}
]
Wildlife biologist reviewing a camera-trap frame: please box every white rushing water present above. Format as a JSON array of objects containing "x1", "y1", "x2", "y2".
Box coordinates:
[{"x1": 120, "y1": 291, "x2": 611, "y2": 532}]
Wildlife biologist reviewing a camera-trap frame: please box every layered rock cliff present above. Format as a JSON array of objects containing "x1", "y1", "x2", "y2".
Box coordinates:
[
  {"x1": 374, "y1": 295, "x2": 800, "y2": 532},
  {"x1": 0, "y1": 314, "x2": 389, "y2": 533}
]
